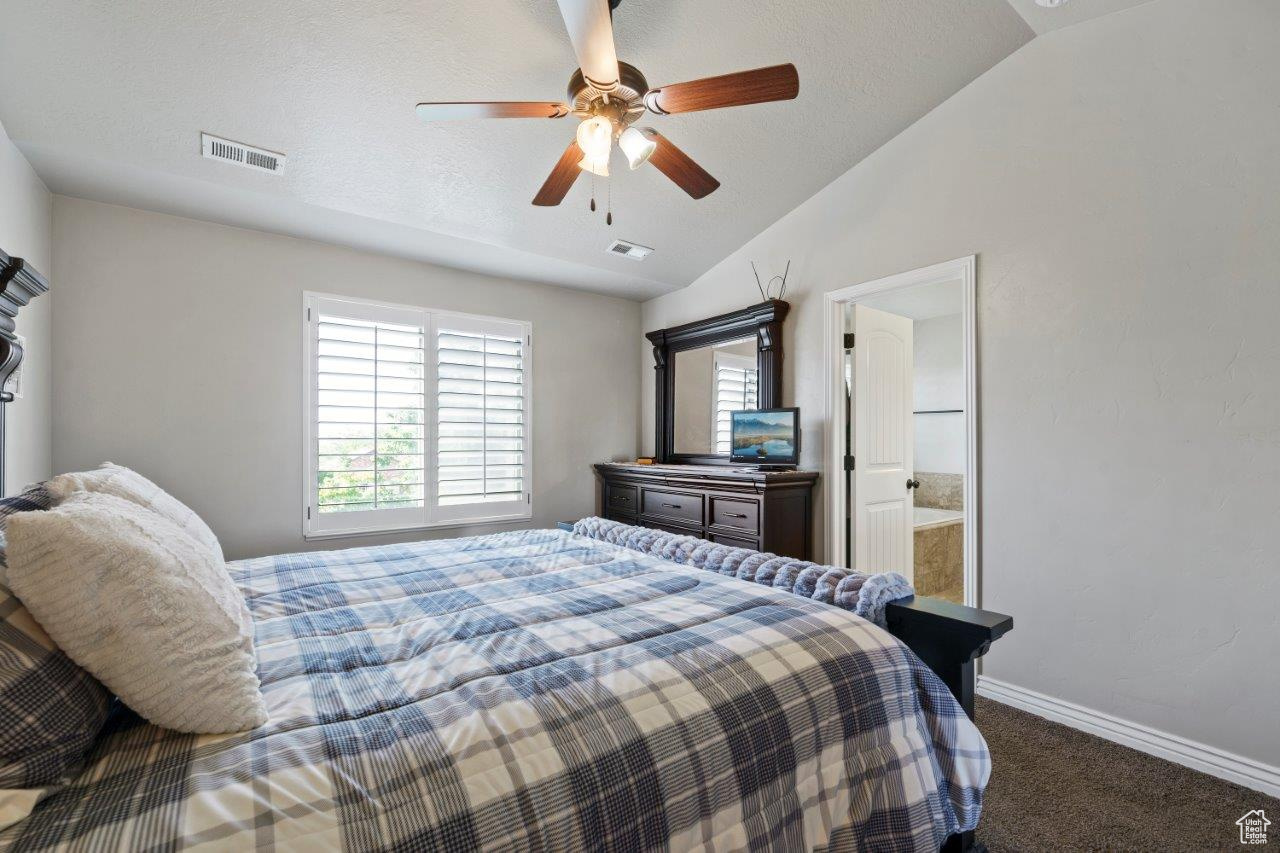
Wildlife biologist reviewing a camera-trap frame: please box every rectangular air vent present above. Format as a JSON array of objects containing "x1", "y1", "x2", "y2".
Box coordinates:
[
  {"x1": 606, "y1": 239, "x2": 653, "y2": 261},
  {"x1": 201, "y1": 133, "x2": 286, "y2": 174}
]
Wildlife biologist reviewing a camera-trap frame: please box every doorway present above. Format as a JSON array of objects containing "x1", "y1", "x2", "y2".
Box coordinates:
[{"x1": 823, "y1": 257, "x2": 977, "y2": 606}]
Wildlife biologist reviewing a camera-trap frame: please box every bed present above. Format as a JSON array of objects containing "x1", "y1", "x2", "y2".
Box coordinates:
[{"x1": 2, "y1": 527, "x2": 994, "y2": 852}]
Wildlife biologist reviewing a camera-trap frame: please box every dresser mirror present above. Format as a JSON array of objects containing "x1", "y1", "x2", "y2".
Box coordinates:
[{"x1": 646, "y1": 300, "x2": 789, "y2": 465}]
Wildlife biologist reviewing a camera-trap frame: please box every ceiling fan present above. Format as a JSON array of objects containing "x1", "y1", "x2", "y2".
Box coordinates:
[{"x1": 415, "y1": 0, "x2": 799, "y2": 210}]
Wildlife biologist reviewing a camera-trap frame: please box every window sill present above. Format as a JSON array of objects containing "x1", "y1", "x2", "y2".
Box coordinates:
[{"x1": 303, "y1": 510, "x2": 533, "y2": 541}]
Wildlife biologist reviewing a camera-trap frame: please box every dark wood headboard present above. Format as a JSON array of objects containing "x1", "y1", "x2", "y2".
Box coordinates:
[{"x1": 0, "y1": 249, "x2": 50, "y2": 495}]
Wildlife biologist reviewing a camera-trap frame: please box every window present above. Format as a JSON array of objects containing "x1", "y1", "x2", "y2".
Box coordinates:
[
  {"x1": 712, "y1": 352, "x2": 758, "y2": 454},
  {"x1": 304, "y1": 293, "x2": 531, "y2": 537}
]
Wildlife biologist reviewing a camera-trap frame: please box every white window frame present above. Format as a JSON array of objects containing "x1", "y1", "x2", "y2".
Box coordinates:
[{"x1": 302, "y1": 291, "x2": 532, "y2": 539}]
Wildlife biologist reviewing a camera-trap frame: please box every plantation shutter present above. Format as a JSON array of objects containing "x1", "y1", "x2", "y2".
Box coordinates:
[
  {"x1": 305, "y1": 294, "x2": 531, "y2": 537},
  {"x1": 433, "y1": 314, "x2": 529, "y2": 521},
  {"x1": 713, "y1": 354, "x2": 759, "y2": 454}
]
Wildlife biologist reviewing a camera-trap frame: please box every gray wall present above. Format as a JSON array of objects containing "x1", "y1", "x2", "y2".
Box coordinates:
[
  {"x1": 641, "y1": 0, "x2": 1280, "y2": 769},
  {"x1": 913, "y1": 314, "x2": 964, "y2": 475},
  {"x1": 672, "y1": 347, "x2": 714, "y2": 454},
  {"x1": 52, "y1": 196, "x2": 640, "y2": 559},
  {"x1": 0, "y1": 118, "x2": 52, "y2": 493}
]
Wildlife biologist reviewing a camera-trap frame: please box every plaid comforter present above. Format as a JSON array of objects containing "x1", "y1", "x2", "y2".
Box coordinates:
[{"x1": 2, "y1": 528, "x2": 989, "y2": 851}]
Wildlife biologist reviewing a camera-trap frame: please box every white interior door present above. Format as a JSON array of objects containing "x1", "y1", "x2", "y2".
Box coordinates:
[{"x1": 851, "y1": 305, "x2": 915, "y2": 578}]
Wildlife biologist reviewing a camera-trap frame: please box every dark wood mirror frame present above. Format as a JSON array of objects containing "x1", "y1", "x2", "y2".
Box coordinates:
[
  {"x1": 0, "y1": 249, "x2": 50, "y2": 495},
  {"x1": 646, "y1": 299, "x2": 789, "y2": 465}
]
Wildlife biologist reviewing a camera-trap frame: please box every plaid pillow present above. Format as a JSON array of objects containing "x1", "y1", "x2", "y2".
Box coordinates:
[
  {"x1": 1, "y1": 593, "x2": 112, "y2": 796},
  {"x1": 1, "y1": 482, "x2": 111, "y2": 827},
  {"x1": 0, "y1": 482, "x2": 55, "y2": 569}
]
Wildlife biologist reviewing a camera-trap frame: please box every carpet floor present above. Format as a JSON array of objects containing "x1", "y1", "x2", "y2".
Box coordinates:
[{"x1": 975, "y1": 697, "x2": 1278, "y2": 852}]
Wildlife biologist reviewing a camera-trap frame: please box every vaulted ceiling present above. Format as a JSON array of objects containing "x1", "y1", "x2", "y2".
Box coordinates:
[
  {"x1": 0, "y1": 1, "x2": 1054, "y2": 299},
  {"x1": 1004, "y1": 0, "x2": 1157, "y2": 34}
]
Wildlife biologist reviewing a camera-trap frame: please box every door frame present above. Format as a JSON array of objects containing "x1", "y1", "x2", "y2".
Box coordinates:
[{"x1": 822, "y1": 256, "x2": 979, "y2": 606}]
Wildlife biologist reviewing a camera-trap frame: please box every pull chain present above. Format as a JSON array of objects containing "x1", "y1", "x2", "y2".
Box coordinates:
[
  {"x1": 606, "y1": 178, "x2": 613, "y2": 226},
  {"x1": 589, "y1": 172, "x2": 596, "y2": 212}
]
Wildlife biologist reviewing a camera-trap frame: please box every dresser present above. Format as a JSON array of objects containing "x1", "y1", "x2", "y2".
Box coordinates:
[{"x1": 593, "y1": 463, "x2": 820, "y2": 560}]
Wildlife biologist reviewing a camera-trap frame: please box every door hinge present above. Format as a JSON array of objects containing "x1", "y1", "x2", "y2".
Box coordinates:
[
  {"x1": 843, "y1": 332, "x2": 855, "y2": 349},
  {"x1": 844, "y1": 455, "x2": 856, "y2": 471}
]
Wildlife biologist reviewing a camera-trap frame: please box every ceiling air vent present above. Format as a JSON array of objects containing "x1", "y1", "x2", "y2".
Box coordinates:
[
  {"x1": 606, "y1": 239, "x2": 653, "y2": 261},
  {"x1": 201, "y1": 133, "x2": 286, "y2": 174}
]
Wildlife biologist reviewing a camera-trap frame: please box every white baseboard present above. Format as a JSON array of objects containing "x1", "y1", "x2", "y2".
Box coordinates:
[{"x1": 977, "y1": 676, "x2": 1280, "y2": 799}]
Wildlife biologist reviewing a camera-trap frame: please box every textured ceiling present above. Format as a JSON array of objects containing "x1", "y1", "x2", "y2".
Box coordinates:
[
  {"x1": 0, "y1": 1, "x2": 1032, "y2": 300},
  {"x1": 1003, "y1": 0, "x2": 1159, "y2": 35}
]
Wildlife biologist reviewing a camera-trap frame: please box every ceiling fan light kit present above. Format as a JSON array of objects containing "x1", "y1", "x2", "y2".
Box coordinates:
[
  {"x1": 618, "y1": 127, "x2": 656, "y2": 170},
  {"x1": 576, "y1": 115, "x2": 613, "y2": 176},
  {"x1": 415, "y1": 0, "x2": 799, "y2": 219},
  {"x1": 578, "y1": 156, "x2": 609, "y2": 178}
]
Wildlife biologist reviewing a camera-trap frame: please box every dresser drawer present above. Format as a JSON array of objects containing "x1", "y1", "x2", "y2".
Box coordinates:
[
  {"x1": 643, "y1": 519, "x2": 704, "y2": 538},
  {"x1": 605, "y1": 508, "x2": 637, "y2": 525},
  {"x1": 709, "y1": 531, "x2": 760, "y2": 551},
  {"x1": 709, "y1": 497, "x2": 760, "y2": 534},
  {"x1": 641, "y1": 489, "x2": 703, "y2": 526},
  {"x1": 605, "y1": 483, "x2": 638, "y2": 515}
]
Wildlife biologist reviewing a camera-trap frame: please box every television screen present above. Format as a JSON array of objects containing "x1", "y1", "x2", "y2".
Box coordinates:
[{"x1": 730, "y1": 408, "x2": 799, "y2": 464}]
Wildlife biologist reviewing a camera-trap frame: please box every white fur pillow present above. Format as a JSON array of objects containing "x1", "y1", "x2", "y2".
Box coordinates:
[
  {"x1": 5, "y1": 492, "x2": 266, "y2": 734},
  {"x1": 47, "y1": 463, "x2": 224, "y2": 564}
]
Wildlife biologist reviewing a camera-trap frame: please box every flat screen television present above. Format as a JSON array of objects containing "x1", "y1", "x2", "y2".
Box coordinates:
[{"x1": 730, "y1": 407, "x2": 800, "y2": 466}]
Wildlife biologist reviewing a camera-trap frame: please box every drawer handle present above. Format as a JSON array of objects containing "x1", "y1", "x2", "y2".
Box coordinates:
[
  {"x1": 661, "y1": 502, "x2": 681, "y2": 509},
  {"x1": 613, "y1": 496, "x2": 631, "y2": 504},
  {"x1": 723, "y1": 512, "x2": 748, "y2": 519}
]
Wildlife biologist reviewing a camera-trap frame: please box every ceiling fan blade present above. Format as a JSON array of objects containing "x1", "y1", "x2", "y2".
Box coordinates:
[
  {"x1": 556, "y1": 0, "x2": 620, "y2": 92},
  {"x1": 416, "y1": 102, "x2": 571, "y2": 121},
  {"x1": 643, "y1": 64, "x2": 799, "y2": 115},
  {"x1": 642, "y1": 130, "x2": 720, "y2": 200},
  {"x1": 532, "y1": 141, "x2": 584, "y2": 206}
]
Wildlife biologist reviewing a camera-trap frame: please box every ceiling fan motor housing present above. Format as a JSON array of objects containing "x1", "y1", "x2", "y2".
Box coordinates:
[{"x1": 569, "y1": 61, "x2": 648, "y2": 128}]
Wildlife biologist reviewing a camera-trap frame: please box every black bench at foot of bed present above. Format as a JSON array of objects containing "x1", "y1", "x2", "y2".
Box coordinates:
[
  {"x1": 886, "y1": 595, "x2": 1011, "y2": 853},
  {"x1": 557, "y1": 521, "x2": 1013, "y2": 853}
]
